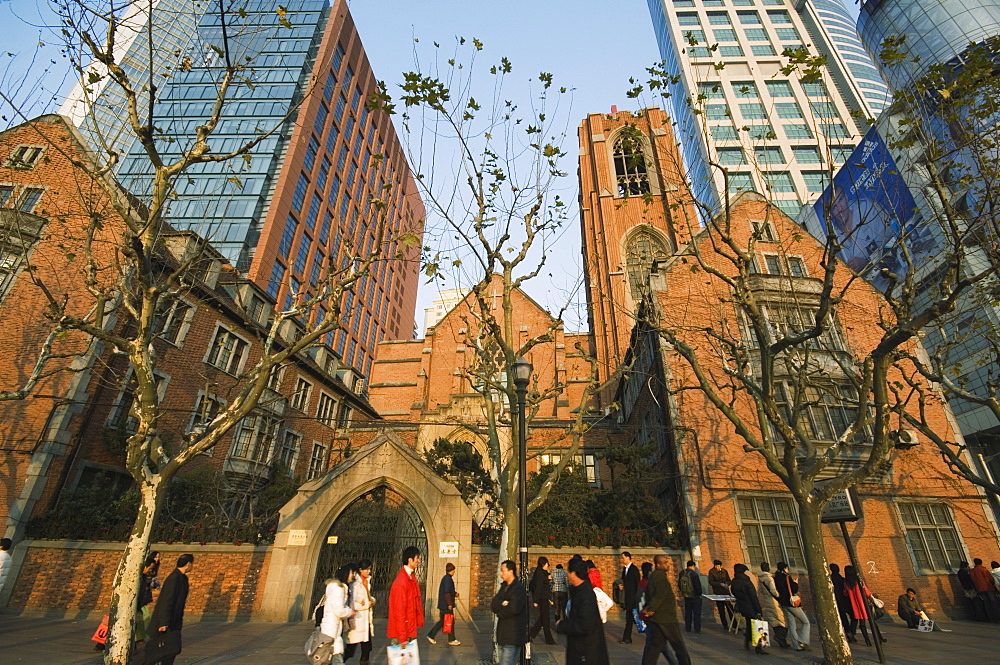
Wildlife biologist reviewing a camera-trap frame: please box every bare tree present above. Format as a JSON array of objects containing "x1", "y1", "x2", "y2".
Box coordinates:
[
  {"x1": 619, "y1": 42, "x2": 1000, "y2": 665},
  {"x1": 369, "y1": 38, "x2": 611, "y2": 564},
  {"x1": 1, "y1": 3, "x2": 418, "y2": 664}
]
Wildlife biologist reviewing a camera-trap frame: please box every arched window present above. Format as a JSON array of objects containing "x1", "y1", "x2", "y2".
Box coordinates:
[
  {"x1": 625, "y1": 227, "x2": 671, "y2": 300},
  {"x1": 613, "y1": 132, "x2": 651, "y2": 196}
]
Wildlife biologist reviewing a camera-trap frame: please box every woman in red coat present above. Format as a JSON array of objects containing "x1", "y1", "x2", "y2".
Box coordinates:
[
  {"x1": 842, "y1": 566, "x2": 885, "y2": 646},
  {"x1": 586, "y1": 560, "x2": 603, "y2": 590}
]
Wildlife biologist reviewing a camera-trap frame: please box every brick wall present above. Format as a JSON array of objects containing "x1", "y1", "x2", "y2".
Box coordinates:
[{"x1": 7, "y1": 541, "x2": 270, "y2": 619}]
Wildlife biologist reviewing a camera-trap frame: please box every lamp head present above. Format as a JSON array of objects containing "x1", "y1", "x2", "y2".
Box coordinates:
[{"x1": 512, "y1": 356, "x2": 532, "y2": 390}]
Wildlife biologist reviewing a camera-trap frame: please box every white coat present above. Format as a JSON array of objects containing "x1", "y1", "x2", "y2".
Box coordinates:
[
  {"x1": 0, "y1": 549, "x2": 11, "y2": 595},
  {"x1": 319, "y1": 580, "x2": 354, "y2": 654},
  {"x1": 347, "y1": 575, "x2": 375, "y2": 644}
]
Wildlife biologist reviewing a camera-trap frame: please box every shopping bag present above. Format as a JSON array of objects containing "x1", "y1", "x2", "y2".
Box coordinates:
[
  {"x1": 632, "y1": 608, "x2": 647, "y2": 633},
  {"x1": 917, "y1": 618, "x2": 934, "y2": 632},
  {"x1": 442, "y1": 612, "x2": 454, "y2": 633},
  {"x1": 750, "y1": 619, "x2": 770, "y2": 648},
  {"x1": 387, "y1": 640, "x2": 420, "y2": 665},
  {"x1": 91, "y1": 614, "x2": 109, "y2": 645}
]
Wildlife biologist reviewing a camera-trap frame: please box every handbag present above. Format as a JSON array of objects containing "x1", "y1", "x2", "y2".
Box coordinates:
[
  {"x1": 387, "y1": 640, "x2": 420, "y2": 665},
  {"x1": 750, "y1": 619, "x2": 770, "y2": 648},
  {"x1": 306, "y1": 631, "x2": 336, "y2": 665},
  {"x1": 442, "y1": 613, "x2": 454, "y2": 634},
  {"x1": 91, "y1": 614, "x2": 109, "y2": 645},
  {"x1": 871, "y1": 596, "x2": 885, "y2": 609},
  {"x1": 143, "y1": 630, "x2": 182, "y2": 665},
  {"x1": 785, "y1": 575, "x2": 802, "y2": 608},
  {"x1": 632, "y1": 607, "x2": 648, "y2": 633}
]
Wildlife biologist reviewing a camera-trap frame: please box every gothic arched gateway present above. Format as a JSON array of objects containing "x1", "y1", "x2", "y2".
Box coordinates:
[
  {"x1": 311, "y1": 485, "x2": 428, "y2": 617},
  {"x1": 257, "y1": 433, "x2": 472, "y2": 622}
]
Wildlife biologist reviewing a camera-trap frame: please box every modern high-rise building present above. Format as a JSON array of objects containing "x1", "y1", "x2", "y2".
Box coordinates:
[
  {"x1": 62, "y1": 0, "x2": 424, "y2": 379},
  {"x1": 646, "y1": 0, "x2": 891, "y2": 216},
  {"x1": 858, "y1": 0, "x2": 1000, "y2": 93}
]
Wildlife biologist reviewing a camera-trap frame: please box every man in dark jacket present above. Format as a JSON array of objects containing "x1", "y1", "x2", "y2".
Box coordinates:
[
  {"x1": 957, "y1": 560, "x2": 986, "y2": 621},
  {"x1": 147, "y1": 553, "x2": 193, "y2": 665},
  {"x1": 678, "y1": 560, "x2": 703, "y2": 633},
  {"x1": 620, "y1": 551, "x2": 641, "y2": 644},
  {"x1": 427, "y1": 562, "x2": 459, "y2": 645},
  {"x1": 556, "y1": 559, "x2": 609, "y2": 665},
  {"x1": 731, "y1": 564, "x2": 765, "y2": 654},
  {"x1": 528, "y1": 556, "x2": 555, "y2": 644},
  {"x1": 707, "y1": 559, "x2": 733, "y2": 628},
  {"x1": 641, "y1": 555, "x2": 691, "y2": 665},
  {"x1": 829, "y1": 563, "x2": 851, "y2": 630},
  {"x1": 492, "y1": 560, "x2": 527, "y2": 665}
]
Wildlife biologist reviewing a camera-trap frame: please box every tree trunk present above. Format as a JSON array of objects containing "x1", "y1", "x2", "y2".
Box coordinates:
[
  {"x1": 797, "y1": 498, "x2": 854, "y2": 665},
  {"x1": 104, "y1": 477, "x2": 165, "y2": 665}
]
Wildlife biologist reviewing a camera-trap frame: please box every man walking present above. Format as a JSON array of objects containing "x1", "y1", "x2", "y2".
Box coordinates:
[
  {"x1": 551, "y1": 563, "x2": 569, "y2": 622},
  {"x1": 678, "y1": 560, "x2": 702, "y2": 633},
  {"x1": 620, "y1": 551, "x2": 641, "y2": 644},
  {"x1": 492, "y1": 560, "x2": 528, "y2": 665},
  {"x1": 707, "y1": 559, "x2": 733, "y2": 628},
  {"x1": 427, "y1": 562, "x2": 459, "y2": 646},
  {"x1": 829, "y1": 564, "x2": 851, "y2": 631},
  {"x1": 388, "y1": 546, "x2": 424, "y2": 653},
  {"x1": 641, "y1": 555, "x2": 691, "y2": 665},
  {"x1": 556, "y1": 559, "x2": 609, "y2": 665},
  {"x1": 147, "y1": 553, "x2": 193, "y2": 665}
]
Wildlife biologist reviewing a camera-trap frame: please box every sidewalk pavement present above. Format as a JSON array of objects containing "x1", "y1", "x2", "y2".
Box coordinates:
[{"x1": 2, "y1": 610, "x2": 996, "y2": 664}]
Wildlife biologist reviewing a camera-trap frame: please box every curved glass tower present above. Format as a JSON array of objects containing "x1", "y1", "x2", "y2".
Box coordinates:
[{"x1": 858, "y1": 0, "x2": 1000, "y2": 91}]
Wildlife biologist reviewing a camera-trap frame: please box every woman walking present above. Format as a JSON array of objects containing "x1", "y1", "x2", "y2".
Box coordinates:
[
  {"x1": 731, "y1": 564, "x2": 767, "y2": 655},
  {"x1": 842, "y1": 565, "x2": 885, "y2": 646},
  {"x1": 529, "y1": 557, "x2": 556, "y2": 644},
  {"x1": 135, "y1": 551, "x2": 160, "y2": 644},
  {"x1": 321, "y1": 564, "x2": 357, "y2": 664},
  {"x1": 773, "y1": 562, "x2": 810, "y2": 651},
  {"x1": 346, "y1": 560, "x2": 375, "y2": 665}
]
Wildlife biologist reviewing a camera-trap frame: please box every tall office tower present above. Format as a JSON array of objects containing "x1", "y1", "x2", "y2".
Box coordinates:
[
  {"x1": 59, "y1": 0, "x2": 202, "y2": 164},
  {"x1": 578, "y1": 108, "x2": 697, "y2": 404},
  {"x1": 858, "y1": 0, "x2": 1000, "y2": 92},
  {"x1": 71, "y1": 0, "x2": 424, "y2": 379},
  {"x1": 646, "y1": 0, "x2": 891, "y2": 216}
]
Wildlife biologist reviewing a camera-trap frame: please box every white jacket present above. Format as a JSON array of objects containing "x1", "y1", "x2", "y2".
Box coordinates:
[
  {"x1": 320, "y1": 581, "x2": 354, "y2": 654},
  {"x1": 0, "y1": 550, "x2": 11, "y2": 595},
  {"x1": 347, "y1": 576, "x2": 375, "y2": 644}
]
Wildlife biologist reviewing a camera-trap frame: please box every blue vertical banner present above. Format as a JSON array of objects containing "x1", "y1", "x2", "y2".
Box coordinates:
[{"x1": 813, "y1": 127, "x2": 928, "y2": 292}]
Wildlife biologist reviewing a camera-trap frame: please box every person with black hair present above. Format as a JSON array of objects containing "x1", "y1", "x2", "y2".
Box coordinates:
[
  {"x1": 529, "y1": 556, "x2": 556, "y2": 644},
  {"x1": 345, "y1": 559, "x2": 375, "y2": 665},
  {"x1": 0, "y1": 538, "x2": 12, "y2": 599},
  {"x1": 147, "y1": 553, "x2": 194, "y2": 665},
  {"x1": 756, "y1": 562, "x2": 787, "y2": 648},
  {"x1": 829, "y1": 564, "x2": 851, "y2": 632},
  {"x1": 678, "y1": 560, "x2": 702, "y2": 633},
  {"x1": 620, "y1": 551, "x2": 641, "y2": 644},
  {"x1": 842, "y1": 565, "x2": 884, "y2": 646},
  {"x1": 897, "y1": 588, "x2": 925, "y2": 629},
  {"x1": 641, "y1": 555, "x2": 691, "y2": 665},
  {"x1": 556, "y1": 559, "x2": 609, "y2": 665},
  {"x1": 135, "y1": 551, "x2": 161, "y2": 644},
  {"x1": 492, "y1": 560, "x2": 528, "y2": 665},
  {"x1": 387, "y1": 546, "x2": 424, "y2": 651},
  {"x1": 773, "y1": 561, "x2": 810, "y2": 651},
  {"x1": 708, "y1": 559, "x2": 733, "y2": 628},
  {"x1": 320, "y1": 564, "x2": 357, "y2": 664},
  {"x1": 552, "y1": 563, "x2": 569, "y2": 622},
  {"x1": 731, "y1": 563, "x2": 766, "y2": 654}
]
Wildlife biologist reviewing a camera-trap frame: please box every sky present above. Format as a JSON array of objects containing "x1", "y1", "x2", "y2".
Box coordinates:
[{"x1": 0, "y1": 0, "x2": 863, "y2": 333}]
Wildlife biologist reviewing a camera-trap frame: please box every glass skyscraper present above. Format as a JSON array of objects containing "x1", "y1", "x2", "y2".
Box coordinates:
[
  {"x1": 858, "y1": 0, "x2": 1000, "y2": 92},
  {"x1": 60, "y1": 0, "x2": 424, "y2": 378},
  {"x1": 645, "y1": 0, "x2": 891, "y2": 216}
]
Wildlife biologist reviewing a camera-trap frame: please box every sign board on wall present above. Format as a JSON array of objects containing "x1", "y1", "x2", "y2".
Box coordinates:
[
  {"x1": 288, "y1": 530, "x2": 309, "y2": 546},
  {"x1": 439, "y1": 541, "x2": 459, "y2": 558},
  {"x1": 820, "y1": 486, "x2": 863, "y2": 524},
  {"x1": 327, "y1": 536, "x2": 338, "y2": 545}
]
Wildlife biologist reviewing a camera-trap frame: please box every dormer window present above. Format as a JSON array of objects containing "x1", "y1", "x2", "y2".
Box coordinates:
[
  {"x1": 7, "y1": 145, "x2": 45, "y2": 169},
  {"x1": 613, "y1": 132, "x2": 651, "y2": 197}
]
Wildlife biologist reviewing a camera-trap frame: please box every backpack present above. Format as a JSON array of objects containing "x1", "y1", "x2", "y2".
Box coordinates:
[{"x1": 678, "y1": 571, "x2": 694, "y2": 598}]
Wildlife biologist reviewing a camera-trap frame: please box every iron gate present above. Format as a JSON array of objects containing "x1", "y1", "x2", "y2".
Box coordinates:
[{"x1": 312, "y1": 485, "x2": 428, "y2": 618}]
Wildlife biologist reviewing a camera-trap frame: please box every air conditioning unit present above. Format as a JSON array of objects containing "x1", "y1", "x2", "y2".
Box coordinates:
[{"x1": 892, "y1": 429, "x2": 919, "y2": 450}]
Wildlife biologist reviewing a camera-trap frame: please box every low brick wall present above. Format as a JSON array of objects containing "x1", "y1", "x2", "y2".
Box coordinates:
[
  {"x1": 468, "y1": 546, "x2": 683, "y2": 610},
  {"x1": 6, "y1": 540, "x2": 270, "y2": 619}
]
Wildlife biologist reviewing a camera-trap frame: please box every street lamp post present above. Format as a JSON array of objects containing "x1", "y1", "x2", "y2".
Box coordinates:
[{"x1": 512, "y1": 356, "x2": 533, "y2": 665}]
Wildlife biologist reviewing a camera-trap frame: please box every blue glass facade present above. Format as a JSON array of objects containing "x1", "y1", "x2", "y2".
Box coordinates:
[
  {"x1": 858, "y1": 0, "x2": 1000, "y2": 92},
  {"x1": 117, "y1": 0, "x2": 329, "y2": 269}
]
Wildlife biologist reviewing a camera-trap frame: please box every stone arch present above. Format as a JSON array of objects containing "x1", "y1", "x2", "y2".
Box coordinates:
[
  {"x1": 257, "y1": 431, "x2": 473, "y2": 621},
  {"x1": 623, "y1": 224, "x2": 673, "y2": 301}
]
